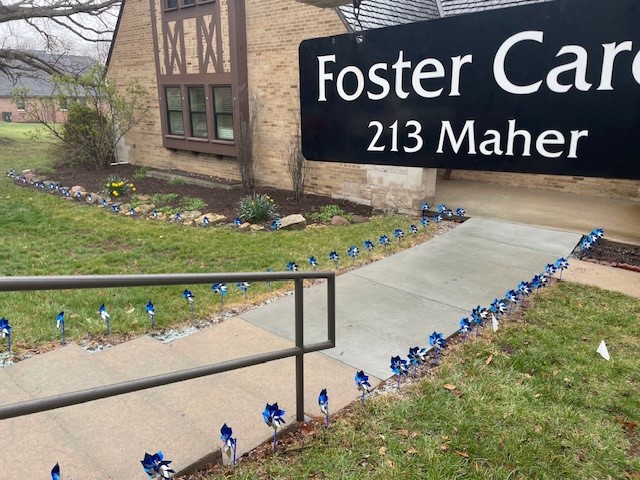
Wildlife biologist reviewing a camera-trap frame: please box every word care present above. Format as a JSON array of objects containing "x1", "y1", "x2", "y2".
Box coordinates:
[{"x1": 299, "y1": 0, "x2": 640, "y2": 180}]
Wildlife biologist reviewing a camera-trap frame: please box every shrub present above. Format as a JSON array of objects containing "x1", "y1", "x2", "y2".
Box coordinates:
[
  {"x1": 168, "y1": 177, "x2": 185, "y2": 186},
  {"x1": 104, "y1": 174, "x2": 135, "y2": 198},
  {"x1": 150, "y1": 193, "x2": 178, "y2": 207},
  {"x1": 179, "y1": 196, "x2": 208, "y2": 211},
  {"x1": 309, "y1": 204, "x2": 353, "y2": 223},
  {"x1": 238, "y1": 193, "x2": 278, "y2": 223}
]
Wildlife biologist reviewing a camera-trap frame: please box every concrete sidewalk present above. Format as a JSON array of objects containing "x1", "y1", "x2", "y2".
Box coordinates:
[{"x1": 0, "y1": 218, "x2": 585, "y2": 479}]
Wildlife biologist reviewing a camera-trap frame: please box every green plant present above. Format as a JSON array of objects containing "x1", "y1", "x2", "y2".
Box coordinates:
[
  {"x1": 179, "y1": 196, "x2": 208, "y2": 211},
  {"x1": 238, "y1": 193, "x2": 278, "y2": 223},
  {"x1": 168, "y1": 177, "x2": 186, "y2": 186},
  {"x1": 104, "y1": 174, "x2": 135, "y2": 199},
  {"x1": 149, "y1": 193, "x2": 178, "y2": 207},
  {"x1": 133, "y1": 167, "x2": 150, "y2": 179},
  {"x1": 36, "y1": 166, "x2": 55, "y2": 175},
  {"x1": 309, "y1": 204, "x2": 353, "y2": 223}
]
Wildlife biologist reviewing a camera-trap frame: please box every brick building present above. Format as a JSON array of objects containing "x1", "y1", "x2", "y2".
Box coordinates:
[
  {"x1": 0, "y1": 51, "x2": 94, "y2": 124},
  {"x1": 107, "y1": 0, "x2": 640, "y2": 210}
]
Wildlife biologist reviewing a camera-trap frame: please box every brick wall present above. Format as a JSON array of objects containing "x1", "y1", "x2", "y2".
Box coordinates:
[
  {"x1": 0, "y1": 97, "x2": 67, "y2": 124},
  {"x1": 440, "y1": 169, "x2": 640, "y2": 200}
]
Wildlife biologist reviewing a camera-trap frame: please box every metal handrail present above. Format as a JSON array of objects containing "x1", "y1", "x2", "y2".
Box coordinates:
[{"x1": 0, "y1": 272, "x2": 336, "y2": 421}]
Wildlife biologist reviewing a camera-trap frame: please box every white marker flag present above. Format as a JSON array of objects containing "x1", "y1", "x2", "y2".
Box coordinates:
[
  {"x1": 596, "y1": 340, "x2": 610, "y2": 361},
  {"x1": 491, "y1": 314, "x2": 499, "y2": 332}
]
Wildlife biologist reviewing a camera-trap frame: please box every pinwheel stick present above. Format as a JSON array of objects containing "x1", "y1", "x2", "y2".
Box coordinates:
[
  {"x1": 151, "y1": 314, "x2": 155, "y2": 329},
  {"x1": 189, "y1": 302, "x2": 195, "y2": 315},
  {"x1": 61, "y1": 322, "x2": 65, "y2": 345},
  {"x1": 273, "y1": 430, "x2": 277, "y2": 450},
  {"x1": 233, "y1": 442, "x2": 237, "y2": 466},
  {"x1": 6, "y1": 333, "x2": 10, "y2": 353},
  {"x1": 476, "y1": 324, "x2": 480, "y2": 337},
  {"x1": 106, "y1": 317, "x2": 110, "y2": 336},
  {"x1": 361, "y1": 391, "x2": 365, "y2": 404},
  {"x1": 397, "y1": 376, "x2": 401, "y2": 390}
]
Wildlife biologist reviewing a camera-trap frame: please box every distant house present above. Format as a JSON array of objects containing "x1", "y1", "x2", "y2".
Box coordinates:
[
  {"x1": 107, "y1": 0, "x2": 639, "y2": 210},
  {"x1": 0, "y1": 51, "x2": 95, "y2": 124}
]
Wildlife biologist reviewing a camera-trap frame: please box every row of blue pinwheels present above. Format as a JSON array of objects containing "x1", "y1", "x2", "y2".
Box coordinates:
[
  {"x1": 576, "y1": 228, "x2": 605, "y2": 257},
  {"x1": 384, "y1": 255, "x2": 573, "y2": 394}
]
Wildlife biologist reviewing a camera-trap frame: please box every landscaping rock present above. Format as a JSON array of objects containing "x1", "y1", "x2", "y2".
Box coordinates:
[
  {"x1": 352, "y1": 215, "x2": 369, "y2": 224},
  {"x1": 330, "y1": 215, "x2": 350, "y2": 226},
  {"x1": 135, "y1": 195, "x2": 151, "y2": 202},
  {"x1": 74, "y1": 191, "x2": 88, "y2": 201},
  {"x1": 71, "y1": 185, "x2": 84, "y2": 194},
  {"x1": 134, "y1": 204, "x2": 155, "y2": 215},
  {"x1": 279, "y1": 214, "x2": 307, "y2": 230},
  {"x1": 120, "y1": 203, "x2": 132, "y2": 214},
  {"x1": 152, "y1": 213, "x2": 167, "y2": 221},
  {"x1": 205, "y1": 213, "x2": 227, "y2": 224},
  {"x1": 85, "y1": 193, "x2": 101, "y2": 204},
  {"x1": 239, "y1": 222, "x2": 251, "y2": 230},
  {"x1": 23, "y1": 172, "x2": 37, "y2": 183},
  {"x1": 181, "y1": 210, "x2": 202, "y2": 222},
  {"x1": 195, "y1": 215, "x2": 211, "y2": 226},
  {"x1": 250, "y1": 224, "x2": 265, "y2": 231}
]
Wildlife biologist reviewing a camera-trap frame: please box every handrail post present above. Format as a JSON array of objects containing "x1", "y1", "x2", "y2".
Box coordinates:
[
  {"x1": 294, "y1": 278, "x2": 305, "y2": 422},
  {"x1": 327, "y1": 274, "x2": 336, "y2": 347}
]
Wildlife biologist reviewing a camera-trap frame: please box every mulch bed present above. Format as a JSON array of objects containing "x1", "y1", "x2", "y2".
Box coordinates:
[
  {"x1": 573, "y1": 238, "x2": 640, "y2": 271},
  {"x1": 46, "y1": 164, "x2": 374, "y2": 220}
]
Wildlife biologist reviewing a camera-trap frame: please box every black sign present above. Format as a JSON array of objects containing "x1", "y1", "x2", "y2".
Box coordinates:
[{"x1": 299, "y1": 0, "x2": 640, "y2": 180}]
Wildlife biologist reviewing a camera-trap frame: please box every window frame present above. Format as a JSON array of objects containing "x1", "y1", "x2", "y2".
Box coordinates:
[
  {"x1": 212, "y1": 85, "x2": 234, "y2": 142},
  {"x1": 165, "y1": 86, "x2": 186, "y2": 137},
  {"x1": 15, "y1": 95, "x2": 26, "y2": 111},
  {"x1": 187, "y1": 85, "x2": 208, "y2": 140}
]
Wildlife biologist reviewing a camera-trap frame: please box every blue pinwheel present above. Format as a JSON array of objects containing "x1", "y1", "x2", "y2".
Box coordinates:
[
  {"x1": 111, "y1": 204, "x2": 120, "y2": 213},
  {"x1": 86, "y1": 193, "x2": 93, "y2": 202},
  {"x1": 271, "y1": 218, "x2": 281, "y2": 230},
  {"x1": 202, "y1": 216, "x2": 210, "y2": 226},
  {"x1": 151, "y1": 209, "x2": 159, "y2": 219},
  {"x1": 174, "y1": 212, "x2": 183, "y2": 222},
  {"x1": 347, "y1": 245, "x2": 359, "y2": 263},
  {"x1": 355, "y1": 370, "x2": 371, "y2": 403},
  {"x1": 146, "y1": 301, "x2": 156, "y2": 328},
  {"x1": 437, "y1": 203, "x2": 447, "y2": 213},
  {"x1": 237, "y1": 281, "x2": 250, "y2": 300},
  {"x1": 379, "y1": 234, "x2": 390, "y2": 250},
  {"x1": 456, "y1": 207, "x2": 465, "y2": 218},
  {"x1": 212, "y1": 283, "x2": 227, "y2": 304},
  {"x1": 444, "y1": 208, "x2": 454, "y2": 219},
  {"x1": 505, "y1": 289, "x2": 519, "y2": 313},
  {"x1": 56, "y1": 311, "x2": 65, "y2": 345},
  {"x1": 318, "y1": 388, "x2": 329, "y2": 426},
  {"x1": 592, "y1": 227, "x2": 604, "y2": 239},
  {"x1": 545, "y1": 263, "x2": 557, "y2": 276},
  {"x1": 263, "y1": 402, "x2": 286, "y2": 450},
  {"x1": 141, "y1": 451, "x2": 175, "y2": 479},
  {"x1": 471, "y1": 306, "x2": 486, "y2": 336},
  {"x1": 420, "y1": 217, "x2": 429, "y2": 229},
  {"x1": 129, "y1": 207, "x2": 135, "y2": 217},
  {"x1": 233, "y1": 217, "x2": 242, "y2": 227},
  {"x1": 517, "y1": 281, "x2": 531, "y2": 302},
  {"x1": 555, "y1": 257, "x2": 569, "y2": 279},
  {"x1": 433, "y1": 213, "x2": 442, "y2": 223},
  {"x1": 100, "y1": 198, "x2": 108, "y2": 207},
  {"x1": 580, "y1": 236, "x2": 593, "y2": 254},
  {"x1": 286, "y1": 261, "x2": 299, "y2": 272},
  {"x1": 429, "y1": 331, "x2": 446, "y2": 364},
  {"x1": 99, "y1": 304, "x2": 110, "y2": 335},
  {"x1": 490, "y1": 298, "x2": 507, "y2": 317},
  {"x1": 220, "y1": 423, "x2": 237, "y2": 466},
  {"x1": 51, "y1": 463, "x2": 61, "y2": 480},
  {"x1": 0, "y1": 317, "x2": 11, "y2": 352},
  {"x1": 183, "y1": 289, "x2": 195, "y2": 314},
  {"x1": 459, "y1": 317, "x2": 471, "y2": 340},
  {"x1": 393, "y1": 228, "x2": 405, "y2": 242},
  {"x1": 420, "y1": 202, "x2": 430, "y2": 216},
  {"x1": 363, "y1": 239, "x2": 374, "y2": 255},
  {"x1": 409, "y1": 224, "x2": 418, "y2": 235},
  {"x1": 309, "y1": 256, "x2": 318, "y2": 270},
  {"x1": 329, "y1": 250, "x2": 340, "y2": 268},
  {"x1": 390, "y1": 355, "x2": 408, "y2": 389},
  {"x1": 408, "y1": 346, "x2": 427, "y2": 375}
]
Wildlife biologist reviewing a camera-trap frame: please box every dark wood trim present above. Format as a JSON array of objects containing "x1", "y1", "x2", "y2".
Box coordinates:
[
  {"x1": 196, "y1": 7, "x2": 223, "y2": 73},
  {"x1": 228, "y1": 0, "x2": 249, "y2": 156}
]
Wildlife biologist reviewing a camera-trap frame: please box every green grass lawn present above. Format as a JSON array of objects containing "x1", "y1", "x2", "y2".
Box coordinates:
[
  {"x1": 197, "y1": 283, "x2": 639, "y2": 480},
  {"x1": 0, "y1": 123, "x2": 435, "y2": 350}
]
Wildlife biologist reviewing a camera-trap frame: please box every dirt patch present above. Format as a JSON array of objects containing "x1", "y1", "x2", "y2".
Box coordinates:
[
  {"x1": 39, "y1": 164, "x2": 374, "y2": 221},
  {"x1": 0, "y1": 137, "x2": 15, "y2": 146},
  {"x1": 574, "y1": 239, "x2": 640, "y2": 272}
]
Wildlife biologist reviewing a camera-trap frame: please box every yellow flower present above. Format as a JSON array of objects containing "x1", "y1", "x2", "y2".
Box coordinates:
[
  {"x1": 132, "y1": 187, "x2": 136, "y2": 191},
  {"x1": 112, "y1": 191, "x2": 119, "y2": 196}
]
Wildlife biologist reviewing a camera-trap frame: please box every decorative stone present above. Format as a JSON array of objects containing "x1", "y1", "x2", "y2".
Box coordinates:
[
  {"x1": 74, "y1": 191, "x2": 88, "y2": 201},
  {"x1": 120, "y1": 203, "x2": 132, "y2": 213},
  {"x1": 23, "y1": 172, "x2": 37, "y2": 183},
  {"x1": 85, "y1": 193, "x2": 101, "y2": 204},
  {"x1": 134, "y1": 204, "x2": 155, "y2": 215},
  {"x1": 279, "y1": 214, "x2": 307, "y2": 230},
  {"x1": 239, "y1": 222, "x2": 251, "y2": 230},
  {"x1": 153, "y1": 213, "x2": 167, "y2": 221},
  {"x1": 330, "y1": 215, "x2": 350, "y2": 226},
  {"x1": 71, "y1": 185, "x2": 84, "y2": 194},
  {"x1": 203, "y1": 213, "x2": 227, "y2": 224},
  {"x1": 250, "y1": 224, "x2": 265, "y2": 231},
  {"x1": 181, "y1": 210, "x2": 202, "y2": 221},
  {"x1": 135, "y1": 195, "x2": 151, "y2": 202}
]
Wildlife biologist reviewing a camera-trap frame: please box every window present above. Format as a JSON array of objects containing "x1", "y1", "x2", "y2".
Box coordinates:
[
  {"x1": 183, "y1": 0, "x2": 196, "y2": 5},
  {"x1": 213, "y1": 86, "x2": 233, "y2": 141},
  {"x1": 15, "y1": 96, "x2": 26, "y2": 111},
  {"x1": 59, "y1": 97, "x2": 68, "y2": 111},
  {"x1": 188, "y1": 86, "x2": 208, "y2": 138},
  {"x1": 166, "y1": 87, "x2": 184, "y2": 135},
  {"x1": 166, "y1": 0, "x2": 178, "y2": 8}
]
